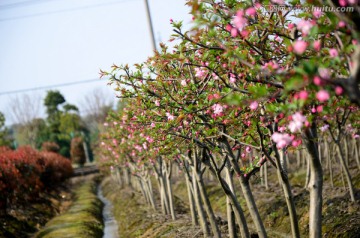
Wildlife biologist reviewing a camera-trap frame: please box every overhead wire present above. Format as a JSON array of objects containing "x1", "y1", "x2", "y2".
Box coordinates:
[
  {"x1": 0, "y1": 78, "x2": 110, "y2": 96},
  {"x1": 0, "y1": 0, "x2": 139, "y2": 22},
  {"x1": 0, "y1": 0, "x2": 60, "y2": 10}
]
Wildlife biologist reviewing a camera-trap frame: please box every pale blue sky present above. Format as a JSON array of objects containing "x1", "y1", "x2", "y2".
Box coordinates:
[{"x1": 0, "y1": 0, "x2": 192, "y2": 124}]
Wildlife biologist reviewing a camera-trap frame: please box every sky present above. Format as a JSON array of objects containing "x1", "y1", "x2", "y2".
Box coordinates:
[{"x1": 0, "y1": 0, "x2": 192, "y2": 125}]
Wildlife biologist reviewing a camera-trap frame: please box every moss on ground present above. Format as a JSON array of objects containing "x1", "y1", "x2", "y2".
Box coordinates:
[{"x1": 34, "y1": 178, "x2": 103, "y2": 238}]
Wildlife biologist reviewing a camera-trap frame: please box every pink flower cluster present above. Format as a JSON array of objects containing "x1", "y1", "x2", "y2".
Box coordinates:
[
  {"x1": 195, "y1": 67, "x2": 207, "y2": 78},
  {"x1": 288, "y1": 112, "x2": 307, "y2": 133},
  {"x1": 233, "y1": 10, "x2": 248, "y2": 30},
  {"x1": 212, "y1": 103, "x2": 224, "y2": 116},
  {"x1": 271, "y1": 132, "x2": 293, "y2": 149}
]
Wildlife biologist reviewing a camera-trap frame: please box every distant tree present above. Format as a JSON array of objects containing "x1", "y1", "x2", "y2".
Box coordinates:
[
  {"x1": 44, "y1": 90, "x2": 65, "y2": 116},
  {"x1": 0, "y1": 112, "x2": 12, "y2": 147},
  {"x1": 80, "y1": 88, "x2": 114, "y2": 158},
  {"x1": 43, "y1": 90, "x2": 88, "y2": 158},
  {"x1": 8, "y1": 93, "x2": 42, "y2": 125},
  {"x1": 8, "y1": 93, "x2": 42, "y2": 148},
  {"x1": 70, "y1": 137, "x2": 86, "y2": 166}
]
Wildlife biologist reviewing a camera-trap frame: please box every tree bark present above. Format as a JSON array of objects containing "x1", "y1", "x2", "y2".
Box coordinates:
[
  {"x1": 193, "y1": 168, "x2": 210, "y2": 237},
  {"x1": 274, "y1": 149, "x2": 300, "y2": 238},
  {"x1": 303, "y1": 122, "x2": 323, "y2": 238}
]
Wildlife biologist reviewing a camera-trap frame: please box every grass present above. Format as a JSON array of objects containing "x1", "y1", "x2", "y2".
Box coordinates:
[{"x1": 34, "y1": 178, "x2": 104, "y2": 238}]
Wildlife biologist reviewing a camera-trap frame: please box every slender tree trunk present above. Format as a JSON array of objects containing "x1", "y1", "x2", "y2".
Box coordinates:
[
  {"x1": 193, "y1": 168, "x2": 210, "y2": 237},
  {"x1": 353, "y1": 138, "x2": 360, "y2": 170},
  {"x1": 303, "y1": 123, "x2": 323, "y2": 238},
  {"x1": 165, "y1": 162, "x2": 176, "y2": 220},
  {"x1": 274, "y1": 149, "x2": 300, "y2": 238},
  {"x1": 304, "y1": 153, "x2": 310, "y2": 188},
  {"x1": 224, "y1": 140, "x2": 267, "y2": 238},
  {"x1": 329, "y1": 155, "x2": 334, "y2": 188},
  {"x1": 336, "y1": 144, "x2": 355, "y2": 201},
  {"x1": 237, "y1": 177, "x2": 267, "y2": 238},
  {"x1": 185, "y1": 167, "x2": 198, "y2": 226},
  {"x1": 195, "y1": 172, "x2": 221, "y2": 238}
]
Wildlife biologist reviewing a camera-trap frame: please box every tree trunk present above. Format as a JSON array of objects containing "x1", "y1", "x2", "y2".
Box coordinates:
[
  {"x1": 195, "y1": 172, "x2": 221, "y2": 238},
  {"x1": 185, "y1": 167, "x2": 198, "y2": 226},
  {"x1": 193, "y1": 168, "x2": 210, "y2": 237},
  {"x1": 238, "y1": 176, "x2": 267, "y2": 238},
  {"x1": 274, "y1": 149, "x2": 300, "y2": 238},
  {"x1": 336, "y1": 144, "x2": 356, "y2": 201},
  {"x1": 303, "y1": 123, "x2": 323, "y2": 238},
  {"x1": 225, "y1": 165, "x2": 250, "y2": 238},
  {"x1": 165, "y1": 162, "x2": 176, "y2": 220},
  {"x1": 353, "y1": 138, "x2": 360, "y2": 170}
]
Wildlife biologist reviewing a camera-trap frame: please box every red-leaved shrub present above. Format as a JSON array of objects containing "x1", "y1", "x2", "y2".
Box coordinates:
[{"x1": 0, "y1": 146, "x2": 73, "y2": 211}]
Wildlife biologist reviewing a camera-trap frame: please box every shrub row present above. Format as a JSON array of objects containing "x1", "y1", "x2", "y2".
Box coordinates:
[{"x1": 0, "y1": 146, "x2": 73, "y2": 210}]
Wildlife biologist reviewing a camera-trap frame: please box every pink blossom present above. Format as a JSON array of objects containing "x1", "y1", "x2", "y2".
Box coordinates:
[
  {"x1": 335, "y1": 86, "x2": 343, "y2": 95},
  {"x1": 320, "y1": 124, "x2": 329, "y2": 132},
  {"x1": 231, "y1": 28, "x2": 238, "y2": 37},
  {"x1": 271, "y1": 0, "x2": 285, "y2": 3},
  {"x1": 329, "y1": 48, "x2": 338, "y2": 57},
  {"x1": 288, "y1": 23, "x2": 295, "y2": 30},
  {"x1": 233, "y1": 10, "x2": 248, "y2": 30},
  {"x1": 317, "y1": 105, "x2": 323, "y2": 112},
  {"x1": 146, "y1": 136, "x2": 154, "y2": 143},
  {"x1": 142, "y1": 142, "x2": 148, "y2": 150},
  {"x1": 278, "y1": 126, "x2": 286, "y2": 132},
  {"x1": 166, "y1": 112, "x2": 175, "y2": 121},
  {"x1": 293, "y1": 40, "x2": 308, "y2": 54},
  {"x1": 151, "y1": 122, "x2": 156, "y2": 128},
  {"x1": 245, "y1": 146, "x2": 251, "y2": 153},
  {"x1": 299, "y1": 90, "x2": 308, "y2": 100},
  {"x1": 348, "y1": 0, "x2": 357, "y2": 5},
  {"x1": 240, "y1": 30, "x2": 250, "y2": 38},
  {"x1": 338, "y1": 21, "x2": 346, "y2": 28},
  {"x1": 195, "y1": 67, "x2": 206, "y2": 78},
  {"x1": 104, "y1": 122, "x2": 109, "y2": 127},
  {"x1": 275, "y1": 35, "x2": 283, "y2": 43},
  {"x1": 155, "y1": 100, "x2": 160, "y2": 106},
  {"x1": 245, "y1": 7, "x2": 256, "y2": 16},
  {"x1": 353, "y1": 134, "x2": 359, "y2": 139},
  {"x1": 339, "y1": 0, "x2": 346, "y2": 6},
  {"x1": 229, "y1": 74, "x2": 236, "y2": 83},
  {"x1": 288, "y1": 112, "x2": 307, "y2": 133},
  {"x1": 292, "y1": 139, "x2": 302, "y2": 147},
  {"x1": 212, "y1": 104, "x2": 224, "y2": 115},
  {"x1": 313, "y1": 8, "x2": 323, "y2": 18},
  {"x1": 318, "y1": 68, "x2": 330, "y2": 79},
  {"x1": 313, "y1": 76, "x2": 323, "y2": 86},
  {"x1": 316, "y1": 90, "x2": 330, "y2": 102},
  {"x1": 181, "y1": 80, "x2": 187, "y2": 86},
  {"x1": 249, "y1": 101, "x2": 258, "y2": 110},
  {"x1": 271, "y1": 132, "x2": 293, "y2": 149},
  {"x1": 297, "y1": 20, "x2": 313, "y2": 35},
  {"x1": 134, "y1": 145, "x2": 143, "y2": 152},
  {"x1": 313, "y1": 40, "x2": 321, "y2": 51}
]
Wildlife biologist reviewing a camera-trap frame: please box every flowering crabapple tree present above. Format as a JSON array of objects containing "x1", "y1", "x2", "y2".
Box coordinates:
[{"x1": 99, "y1": 0, "x2": 360, "y2": 237}]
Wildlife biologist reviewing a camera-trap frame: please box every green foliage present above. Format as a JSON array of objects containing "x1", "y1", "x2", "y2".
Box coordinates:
[{"x1": 0, "y1": 112, "x2": 12, "y2": 147}]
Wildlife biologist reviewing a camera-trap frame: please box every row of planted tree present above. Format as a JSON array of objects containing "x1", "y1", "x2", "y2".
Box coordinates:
[{"x1": 97, "y1": 0, "x2": 360, "y2": 237}]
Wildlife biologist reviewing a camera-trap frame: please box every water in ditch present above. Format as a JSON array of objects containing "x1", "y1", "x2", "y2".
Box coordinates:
[{"x1": 97, "y1": 186, "x2": 120, "y2": 238}]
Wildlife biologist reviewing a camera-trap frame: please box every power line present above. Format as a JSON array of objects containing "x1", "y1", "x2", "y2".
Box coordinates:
[
  {"x1": 0, "y1": 0, "x2": 59, "y2": 10},
  {"x1": 0, "y1": 78, "x2": 107, "y2": 96},
  {"x1": 0, "y1": 0, "x2": 139, "y2": 22}
]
